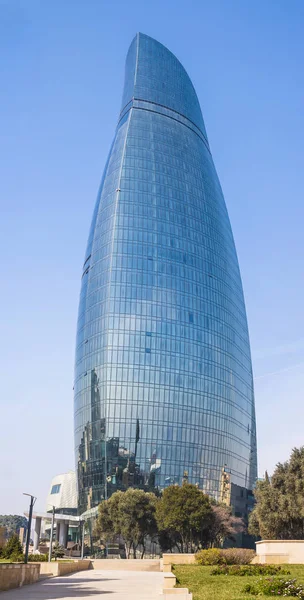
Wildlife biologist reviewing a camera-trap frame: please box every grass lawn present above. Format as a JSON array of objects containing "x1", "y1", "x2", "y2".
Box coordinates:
[
  {"x1": 173, "y1": 565, "x2": 304, "y2": 600},
  {"x1": 0, "y1": 558, "x2": 74, "y2": 563},
  {"x1": 0, "y1": 559, "x2": 12, "y2": 563}
]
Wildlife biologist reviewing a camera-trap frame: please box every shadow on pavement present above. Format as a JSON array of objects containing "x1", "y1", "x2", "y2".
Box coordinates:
[
  {"x1": 47, "y1": 577, "x2": 118, "y2": 584},
  {"x1": 1, "y1": 577, "x2": 115, "y2": 598}
]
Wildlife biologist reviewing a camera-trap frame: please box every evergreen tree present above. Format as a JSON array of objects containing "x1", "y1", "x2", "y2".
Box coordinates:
[
  {"x1": 249, "y1": 447, "x2": 304, "y2": 539},
  {"x1": 3, "y1": 533, "x2": 23, "y2": 560},
  {"x1": 52, "y1": 542, "x2": 65, "y2": 560}
]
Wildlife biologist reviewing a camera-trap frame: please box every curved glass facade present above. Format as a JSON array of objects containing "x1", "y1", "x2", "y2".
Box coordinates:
[{"x1": 74, "y1": 33, "x2": 257, "y2": 514}]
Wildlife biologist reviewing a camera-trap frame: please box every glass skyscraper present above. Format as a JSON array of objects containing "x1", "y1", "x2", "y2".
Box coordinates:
[{"x1": 74, "y1": 33, "x2": 257, "y2": 515}]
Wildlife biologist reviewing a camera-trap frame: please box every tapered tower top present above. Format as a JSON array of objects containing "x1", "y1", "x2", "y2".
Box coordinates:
[{"x1": 120, "y1": 32, "x2": 207, "y2": 139}]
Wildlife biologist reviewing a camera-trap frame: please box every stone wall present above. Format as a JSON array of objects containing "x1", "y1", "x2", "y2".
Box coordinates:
[
  {"x1": 0, "y1": 563, "x2": 40, "y2": 592},
  {"x1": 39, "y1": 559, "x2": 91, "y2": 577},
  {"x1": 162, "y1": 554, "x2": 195, "y2": 571},
  {"x1": 256, "y1": 541, "x2": 304, "y2": 564},
  {"x1": 91, "y1": 559, "x2": 161, "y2": 571}
]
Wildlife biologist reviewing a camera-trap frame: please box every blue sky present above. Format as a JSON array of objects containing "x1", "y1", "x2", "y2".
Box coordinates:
[{"x1": 1, "y1": 0, "x2": 303, "y2": 514}]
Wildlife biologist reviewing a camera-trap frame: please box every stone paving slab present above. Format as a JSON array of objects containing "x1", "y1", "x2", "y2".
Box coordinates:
[{"x1": 0, "y1": 569, "x2": 164, "y2": 599}]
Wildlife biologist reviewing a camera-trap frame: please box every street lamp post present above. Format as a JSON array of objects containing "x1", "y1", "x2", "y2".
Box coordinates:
[
  {"x1": 104, "y1": 390, "x2": 108, "y2": 559},
  {"x1": 104, "y1": 393, "x2": 108, "y2": 502},
  {"x1": 81, "y1": 521, "x2": 85, "y2": 560},
  {"x1": 48, "y1": 506, "x2": 55, "y2": 563},
  {"x1": 23, "y1": 493, "x2": 36, "y2": 564}
]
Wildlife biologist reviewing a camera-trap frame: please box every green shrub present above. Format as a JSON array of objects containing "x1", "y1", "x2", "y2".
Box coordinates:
[
  {"x1": 222, "y1": 548, "x2": 255, "y2": 565},
  {"x1": 195, "y1": 548, "x2": 255, "y2": 566},
  {"x1": 28, "y1": 554, "x2": 48, "y2": 562},
  {"x1": 196, "y1": 548, "x2": 225, "y2": 565},
  {"x1": 10, "y1": 552, "x2": 23, "y2": 562},
  {"x1": 243, "y1": 577, "x2": 304, "y2": 598},
  {"x1": 211, "y1": 564, "x2": 291, "y2": 576}
]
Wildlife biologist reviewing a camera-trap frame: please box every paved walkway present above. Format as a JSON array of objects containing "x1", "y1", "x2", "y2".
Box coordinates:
[{"x1": 1, "y1": 569, "x2": 164, "y2": 599}]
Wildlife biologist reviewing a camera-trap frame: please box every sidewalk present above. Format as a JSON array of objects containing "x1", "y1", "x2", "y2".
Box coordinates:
[{"x1": 0, "y1": 569, "x2": 164, "y2": 599}]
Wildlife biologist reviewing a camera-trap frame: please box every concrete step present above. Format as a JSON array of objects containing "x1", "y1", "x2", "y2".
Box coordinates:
[
  {"x1": 163, "y1": 590, "x2": 191, "y2": 594},
  {"x1": 163, "y1": 572, "x2": 177, "y2": 588},
  {"x1": 161, "y1": 591, "x2": 192, "y2": 600}
]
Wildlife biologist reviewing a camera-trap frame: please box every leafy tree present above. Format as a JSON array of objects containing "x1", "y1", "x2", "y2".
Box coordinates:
[
  {"x1": 156, "y1": 483, "x2": 214, "y2": 553},
  {"x1": 3, "y1": 534, "x2": 23, "y2": 561},
  {"x1": 0, "y1": 515, "x2": 27, "y2": 539},
  {"x1": 157, "y1": 528, "x2": 177, "y2": 554},
  {"x1": 249, "y1": 447, "x2": 304, "y2": 539},
  {"x1": 95, "y1": 490, "x2": 122, "y2": 545},
  {"x1": 96, "y1": 488, "x2": 158, "y2": 558},
  {"x1": 208, "y1": 505, "x2": 244, "y2": 548},
  {"x1": 52, "y1": 542, "x2": 65, "y2": 560}
]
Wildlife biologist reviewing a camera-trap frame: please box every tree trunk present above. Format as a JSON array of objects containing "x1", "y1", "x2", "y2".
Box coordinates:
[
  {"x1": 141, "y1": 545, "x2": 145, "y2": 559},
  {"x1": 180, "y1": 539, "x2": 184, "y2": 553}
]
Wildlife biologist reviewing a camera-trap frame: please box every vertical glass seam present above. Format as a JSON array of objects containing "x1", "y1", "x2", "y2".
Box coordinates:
[
  {"x1": 134, "y1": 32, "x2": 139, "y2": 88},
  {"x1": 104, "y1": 108, "x2": 132, "y2": 447}
]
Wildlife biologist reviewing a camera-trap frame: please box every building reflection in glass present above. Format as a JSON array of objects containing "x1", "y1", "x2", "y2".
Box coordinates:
[{"x1": 77, "y1": 369, "x2": 156, "y2": 514}]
